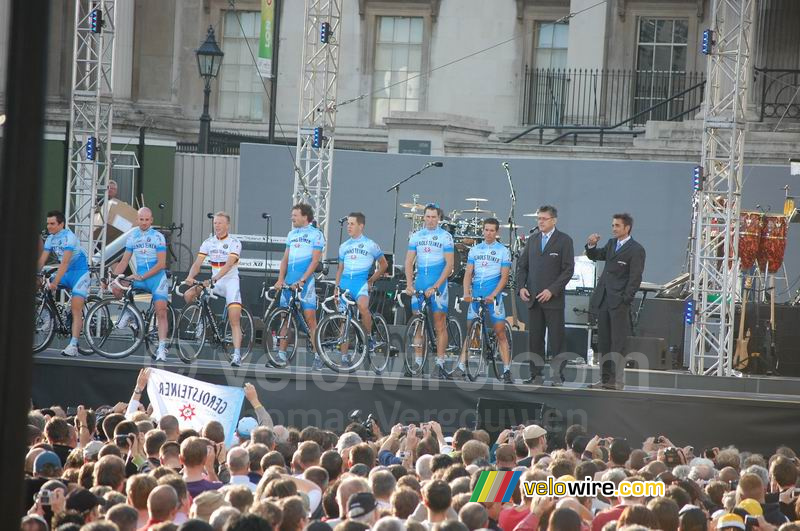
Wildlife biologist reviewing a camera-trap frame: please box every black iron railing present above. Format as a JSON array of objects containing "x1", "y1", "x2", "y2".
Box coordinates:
[
  {"x1": 176, "y1": 130, "x2": 272, "y2": 155},
  {"x1": 523, "y1": 67, "x2": 705, "y2": 127},
  {"x1": 755, "y1": 68, "x2": 800, "y2": 121},
  {"x1": 508, "y1": 77, "x2": 705, "y2": 146}
]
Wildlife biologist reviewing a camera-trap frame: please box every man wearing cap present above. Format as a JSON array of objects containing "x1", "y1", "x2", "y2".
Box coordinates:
[
  {"x1": 236, "y1": 416, "x2": 259, "y2": 445},
  {"x1": 717, "y1": 513, "x2": 746, "y2": 531},
  {"x1": 516, "y1": 425, "x2": 547, "y2": 467},
  {"x1": 34, "y1": 451, "x2": 63, "y2": 479},
  {"x1": 348, "y1": 492, "x2": 380, "y2": 527},
  {"x1": 65, "y1": 487, "x2": 104, "y2": 525},
  {"x1": 83, "y1": 440, "x2": 105, "y2": 463}
]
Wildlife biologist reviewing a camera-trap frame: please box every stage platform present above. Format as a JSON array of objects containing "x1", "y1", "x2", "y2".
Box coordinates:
[{"x1": 32, "y1": 346, "x2": 800, "y2": 456}]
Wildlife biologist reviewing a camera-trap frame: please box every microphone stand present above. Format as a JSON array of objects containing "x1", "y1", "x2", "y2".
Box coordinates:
[
  {"x1": 503, "y1": 164, "x2": 518, "y2": 258},
  {"x1": 261, "y1": 213, "x2": 272, "y2": 288},
  {"x1": 503, "y1": 163, "x2": 522, "y2": 330},
  {"x1": 338, "y1": 217, "x2": 346, "y2": 249},
  {"x1": 386, "y1": 163, "x2": 436, "y2": 262}
]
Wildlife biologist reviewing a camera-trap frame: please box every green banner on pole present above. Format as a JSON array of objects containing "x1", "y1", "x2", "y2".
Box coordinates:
[{"x1": 258, "y1": 0, "x2": 275, "y2": 78}]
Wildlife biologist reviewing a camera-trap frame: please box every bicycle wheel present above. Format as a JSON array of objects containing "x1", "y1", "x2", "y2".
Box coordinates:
[
  {"x1": 489, "y1": 320, "x2": 514, "y2": 381},
  {"x1": 403, "y1": 315, "x2": 428, "y2": 376},
  {"x1": 77, "y1": 295, "x2": 105, "y2": 355},
  {"x1": 367, "y1": 314, "x2": 393, "y2": 375},
  {"x1": 145, "y1": 304, "x2": 177, "y2": 359},
  {"x1": 263, "y1": 308, "x2": 298, "y2": 368},
  {"x1": 465, "y1": 320, "x2": 486, "y2": 382},
  {"x1": 222, "y1": 306, "x2": 255, "y2": 361},
  {"x1": 440, "y1": 317, "x2": 464, "y2": 375},
  {"x1": 176, "y1": 303, "x2": 207, "y2": 363},
  {"x1": 315, "y1": 313, "x2": 367, "y2": 373},
  {"x1": 84, "y1": 299, "x2": 145, "y2": 359},
  {"x1": 33, "y1": 296, "x2": 56, "y2": 353}
]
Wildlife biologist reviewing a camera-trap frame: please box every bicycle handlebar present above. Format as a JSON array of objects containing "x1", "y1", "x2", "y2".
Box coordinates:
[
  {"x1": 264, "y1": 285, "x2": 302, "y2": 303},
  {"x1": 175, "y1": 280, "x2": 217, "y2": 299},
  {"x1": 454, "y1": 296, "x2": 500, "y2": 314}
]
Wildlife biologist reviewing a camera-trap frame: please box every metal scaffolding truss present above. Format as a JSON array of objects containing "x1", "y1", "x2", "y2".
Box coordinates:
[
  {"x1": 65, "y1": 0, "x2": 116, "y2": 277},
  {"x1": 689, "y1": 0, "x2": 755, "y2": 376},
  {"x1": 293, "y1": 0, "x2": 342, "y2": 246}
]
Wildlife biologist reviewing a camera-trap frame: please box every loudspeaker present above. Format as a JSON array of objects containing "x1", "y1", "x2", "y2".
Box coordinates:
[
  {"x1": 475, "y1": 398, "x2": 546, "y2": 443},
  {"x1": 565, "y1": 325, "x2": 591, "y2": 360},
  {"x1": 636, "y1": 299, "x2": 685, "y2": 366},
  {"x1": 624, "y1": 336, "x2": 670, "y2": 370}
]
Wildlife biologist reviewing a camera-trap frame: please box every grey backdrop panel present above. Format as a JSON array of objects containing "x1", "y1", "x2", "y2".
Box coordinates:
[{"x1": 239, "y1": 144, "x2": 798, "y2": 291}]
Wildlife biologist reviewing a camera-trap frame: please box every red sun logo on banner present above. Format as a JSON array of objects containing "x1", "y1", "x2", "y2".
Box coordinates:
[{"x1": 179, "y1": 404, "x2": 196, "y2": 421}]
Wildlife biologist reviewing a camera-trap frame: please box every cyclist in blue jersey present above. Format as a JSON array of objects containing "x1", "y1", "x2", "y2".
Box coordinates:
[
  {"x1": 37, "y1": 210, "x2": 91, "y2": 357},
  {"x1": 335, "y1": 212, "x2": 389, "y2": 362},
  {"x1": 404, "y1": 204, "x2": 454, "y2": 379},
  {"x1": 459, "y1": 218, "x2": 514, "y2": 383},
  {"x1": 110, "y1": 207, "x2": 171, "y2": 361},
  {"x1": 273, "y1": 203, "x2": 325, "y2": 369}
]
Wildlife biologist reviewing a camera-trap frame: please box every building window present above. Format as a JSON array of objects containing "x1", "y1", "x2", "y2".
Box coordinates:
[
  {"x1": 218, "y1": 10, "x2": 264, "y2": 122},
  {"x1": 634, "y1": 18, "x2": 689, "y2": 120},
  {"x1": 533, "y1": 22, "x2": 569, "y2": 69},
  {"x1": 111, "y1": 153, "x2": 136, "y2": 204},
  {"x1": 372, "y1": 16, "x2": 424, "y2": 125}
]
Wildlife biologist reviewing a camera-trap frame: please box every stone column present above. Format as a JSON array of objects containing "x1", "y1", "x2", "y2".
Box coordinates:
[{"x1": 113, "y1": 0, "x2": 134, "y2": 100}]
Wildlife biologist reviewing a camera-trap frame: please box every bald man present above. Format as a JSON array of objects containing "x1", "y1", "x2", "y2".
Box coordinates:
[
  {"x1": 112, "y1": 207, "x2": 171, "y2": 361},
  {"x1": 146, "y1": 485, "x2": 179, "y2": 528}
]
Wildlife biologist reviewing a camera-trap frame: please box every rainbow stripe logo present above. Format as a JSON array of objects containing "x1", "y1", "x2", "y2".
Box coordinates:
[{"x1": 470, "y1": 470, "x2": 523, "y2": 503}]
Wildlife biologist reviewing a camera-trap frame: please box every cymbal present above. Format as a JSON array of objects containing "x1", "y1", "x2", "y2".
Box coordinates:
[
  {"x1": 458, "y1": 208, "x2": 491, "y2": 214},
  {"x1": 522, "y1": 213, "x2": 539, "y2": 217},
  {"x1": 400, "y1": 203, "x2": 425, "y2": 211},
  {"x1": 403, "y1": 213, "x2": 422, "y2": 219},
  {"x1": 499, "y1": 223, "x2": 524, "y2": 229},
  {"x1": 465, "y1": 197, "x2": 488, "y2": 202}
]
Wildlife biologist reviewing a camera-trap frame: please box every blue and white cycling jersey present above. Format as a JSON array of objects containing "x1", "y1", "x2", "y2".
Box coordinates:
[
  {"x1": 408, "y1": 227, "x2": 454, "y2": 280},
  {"x1": 125, "y1": 227, "x2": 166, "y2": 274},
  {"x1": 44, "y1": 228, "x2": 89, "y2": 272},
  {"x1": 286, "y1": 225, "x2": 325, "y2": 284},
  {"x1": 467, "y1": 241, "x2": 512, "y2": 296},
  {"x1": 339, "y1": 235, "x2": 383, "y2": 283}
]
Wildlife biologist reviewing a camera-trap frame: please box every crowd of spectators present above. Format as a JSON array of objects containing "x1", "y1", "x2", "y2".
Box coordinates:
[{"x1": 21, "y1": 371, "x2": 800, "y2": 531}]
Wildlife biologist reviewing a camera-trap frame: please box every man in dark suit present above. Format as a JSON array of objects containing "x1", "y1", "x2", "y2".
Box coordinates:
[
  {"x1": 516, "y1": 205, "x2": 575, "y2": 385},
  {"x1": 585, "y1": 213, "x2": 646, "y2": 390}
]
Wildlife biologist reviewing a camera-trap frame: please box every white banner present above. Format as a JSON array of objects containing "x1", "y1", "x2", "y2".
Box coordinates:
[{"x1": 147, "y1": 368, "x2": 245, "y2": 447}]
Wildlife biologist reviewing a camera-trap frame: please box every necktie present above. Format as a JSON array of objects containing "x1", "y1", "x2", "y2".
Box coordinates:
[
  {"x1": 541, "y1": 234, "x2": 549, "y2": 251},
  {"x1": 616, "y1": 240, "x2": 622, "y2": 252}
]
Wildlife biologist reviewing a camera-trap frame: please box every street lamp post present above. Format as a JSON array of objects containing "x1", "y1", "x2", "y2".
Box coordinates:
[{"x1": 195, "y1": 25, "x2": 224, "y2": 154}]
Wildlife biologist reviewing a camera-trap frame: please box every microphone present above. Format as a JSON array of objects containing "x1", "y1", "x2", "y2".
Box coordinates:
[
  {"x1": 207, "y1": 212, "x2": 214, "y2": 219},
  {"x1": 261, "y1": 213, "x2": 271, "y2": 219},
  {"x1": 338, "y1": 216, "x2": 348, "y2": 223},
  {"x1": 502, "y1": 162, "x2": 510, "y2": 169},
  {"x1": 427, "y1": 161, "x2": 444, "y2": 167}
]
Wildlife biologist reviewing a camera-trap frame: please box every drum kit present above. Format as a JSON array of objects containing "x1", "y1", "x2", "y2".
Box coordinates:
[{"x1": 399, "y1": 196, "x2": 525, "y2": 283}]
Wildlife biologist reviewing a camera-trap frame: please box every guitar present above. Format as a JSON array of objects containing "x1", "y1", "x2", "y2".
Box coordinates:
[{"x1": 733, "y1": 277, "x2": 752, "y2": 371}]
